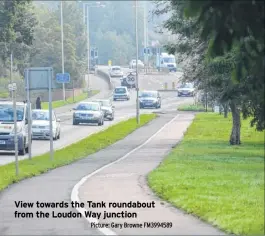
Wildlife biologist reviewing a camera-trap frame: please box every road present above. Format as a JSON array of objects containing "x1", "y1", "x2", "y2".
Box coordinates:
[
  {"x1": 0, "y1": 112, "x2": 223, "y2": 235},
  {"x1": 0, "y1": 67, "x2": 192, "y2": 165}
]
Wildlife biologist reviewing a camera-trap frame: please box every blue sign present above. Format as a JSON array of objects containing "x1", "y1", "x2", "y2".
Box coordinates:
[
  {"x1": 143, "y1": 48, "x2": 151, "y2": 55},
  {"x1": 56, "y1": 73, "x2": 70, "y2": 83}
]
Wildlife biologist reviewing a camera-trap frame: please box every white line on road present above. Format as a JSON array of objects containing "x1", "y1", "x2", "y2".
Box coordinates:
[{"x1": 71, "y1": 114, "x2": 180, "y2": 236}]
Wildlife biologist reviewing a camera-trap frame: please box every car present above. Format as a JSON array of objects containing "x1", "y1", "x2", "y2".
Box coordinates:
[
  {"x1": 31, "y1": 109, "x2": 61, "y2": 140},
  {"x1": 92, "y1": 99, "x2": 115, "y2": 121},
  {"x1": 120, "y1": 71, "x2": 136, "y2": 88},
  {"x1": 113, "y1": 86, "x2": 130, "y2": 101},
  {"x1": 109, "y1": 66, "x2": 124, "y2": 77},
  {"x1": 129, "y1": 59, "x2": 144, "y2": 69},
  {"x1": 139, "y1": 90, "x2": 161, "y2": 109},
  {"x1": 0, "y1": 100, "x2": 31, "y2": 155},
  {"x1": 177, "y1": 83, "x2": 195, "y2": 97},
  {"x1": 72, "y1": 102, "x2": 104, "y2": 126}
]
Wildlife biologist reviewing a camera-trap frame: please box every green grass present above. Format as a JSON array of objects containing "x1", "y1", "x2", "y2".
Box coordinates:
[
  {"x1": 0, "y1": 113, "x2": 156, "y2": 192},
  {"x1": 42, "y1": 90, "x2": 99, "y2": 109},
  {"x1": 0, "y1": 91, "x2": 9, "y2": 98},
  {"x1": 177, "y1": 103, "x2": 206, "y2": 112},
  {"x1": 148, "y1": 113, "x2": 264, "y2": 235}
]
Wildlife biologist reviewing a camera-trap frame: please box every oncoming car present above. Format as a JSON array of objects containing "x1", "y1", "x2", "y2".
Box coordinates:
[
  {"x1": 139, "y1": 91, "x2": 161, "y2": 109},
  {"x1": 177, "y1": 83, "x2": 195, "y2": 97},
  {"x1": 72, "y1": 102, "x2": 104, "y2": 126},
  {"x1": 31, "y1": 109, "x2": 61, "y2": 140}
]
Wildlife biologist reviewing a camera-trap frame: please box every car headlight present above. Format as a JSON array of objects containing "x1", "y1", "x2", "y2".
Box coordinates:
[
  {"x1": 94, "y1": 113, "x2": 100, "y2": 118},
  {"x1": 74, "y1": 113, "x2": 80, "y2": 117}
]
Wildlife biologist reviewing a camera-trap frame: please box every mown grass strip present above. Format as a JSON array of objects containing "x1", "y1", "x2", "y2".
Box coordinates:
[
  {"x1": 42, "y1": 90, "x2": 100, "y2": 109},
  {"x1": 177, "y1": 103, "x2": 206, "y2": 112},
  {"x1": 0, "y1": 113, "x2": 157, "y2": 192},
  {"x1": 148, "y1": 113, "x2": 264, "y2": 235}
]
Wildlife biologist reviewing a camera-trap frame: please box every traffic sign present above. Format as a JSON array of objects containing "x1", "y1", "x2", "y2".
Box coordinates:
[
  {"x1": 56, "y1": 73, "x2": 70, "y2": 83},
  {"x1": 8, "y1": 83, "x2": 17, "y2": 91},
  {"x1": 126, "y1": 74, "x2": 136, "y2": 85}
]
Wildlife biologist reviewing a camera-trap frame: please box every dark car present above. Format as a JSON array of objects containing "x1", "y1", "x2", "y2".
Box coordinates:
[
  {"x1": 139, "y1": 91, "x2": 161, "y2": 109},
  {"x1": 120, "y1": 72, "x2": 136, "y2": 88}
]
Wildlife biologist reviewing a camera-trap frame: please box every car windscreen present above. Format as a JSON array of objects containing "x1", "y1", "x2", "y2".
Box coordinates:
[
  {"x1": 112, "y1": 67, "x2": 120, "y2": 71},
  {"x1": 32, "y1": 111, "x2": 55, "y2": 121},
  {"x1": 163, "y1": 57, "x2": 175, "y2": 63},
  {"x1": 115, "y1": 88, "x2": 126, "y2": 93},
  {"x1": 180, "y1": 83, "x2": 193, "y2": 88},
  {"x1": 140, "y1": 92, "x2": 157, "y2": 98},
  {"x1": 94, "y1": 100, "x2": 110, "y2": 107},
  {"x1": 76, "y1": 103, "x2": 99, "y2": 111},
  {"x1": 0, "y1": 104, "x2": 25, "y2": 122}
]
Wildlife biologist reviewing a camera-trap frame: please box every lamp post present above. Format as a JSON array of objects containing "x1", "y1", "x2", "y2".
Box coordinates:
[
  {"x1": 135, "y1": 0, "x2": 140, "y2": 124},
  {"x1": 60, "y1": 1, "x2": 65, "y2": 101},
  {"x1": 82, "y1": 2, "x2": 105, "y2": 96}
]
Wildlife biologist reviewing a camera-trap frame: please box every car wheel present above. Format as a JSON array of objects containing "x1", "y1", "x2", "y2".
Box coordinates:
[
  {"x1": 73, "y1": 119, "x2": 78, "y2": 125},
  {"x1": 102, "y1": 119, "x2": 104, "y2": 125},
  {"x1": 113, "y1": 98, "x2": 116, "y2": 101},
  {"x1": 57, "y1": 132, "x2": 60, "y2": 139}
]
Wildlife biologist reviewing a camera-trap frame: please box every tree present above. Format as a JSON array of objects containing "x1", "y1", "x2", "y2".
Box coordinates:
[{"x1": 153, "y1": 0, "x2": 264, "y2": 145}]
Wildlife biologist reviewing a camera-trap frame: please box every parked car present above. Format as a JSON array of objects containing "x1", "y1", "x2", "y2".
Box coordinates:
[
  {"x1": 72, "y1": 102, "x2": 104, "y2": 126},
  {"x1": 129, "y1": 59, "x2": 144, "y2": 69},
  {"x1": 92, "y1": 99, "x2": 115, "y2": 121},
  {"x1": 31, "y1": 109, "x2": 61, "y2": 140},
  {"x1": 113, "y1": 86, "x2": 130, "y2": 101},
  {"x1": 139, "y1": 90, "x2": 161, "y2": 109},
  {"x1": 177, "y1": 83, "x2": 195, "y2": 97},
  {"x1": 109, "y1": 66, "x2": 123, "y2": 77}
]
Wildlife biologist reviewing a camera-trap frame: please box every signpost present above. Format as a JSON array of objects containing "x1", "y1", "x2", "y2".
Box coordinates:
[
  {"x1": 8, "y1": 82, "x2": 19, "y2": 175},
  {"x1": 24, "y1": 67, "x2": 54, "y2": 161}
]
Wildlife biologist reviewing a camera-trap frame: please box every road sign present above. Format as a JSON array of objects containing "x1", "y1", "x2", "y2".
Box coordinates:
[
  {"x1": 126, "y1": 74, "x2": 136, "y2": 85},
  {"x1": 108, "y1": 60, "x2": 112, "y2": 67},
  {"x1": 24, "y1": 67, "x2": 54, "y2": 91},
  {"x1": 56, "y1": 73, "x2": 70, "y2": 83},
  {"x1": 143, "y1": 48, "x2": 151, "y2": 55}
]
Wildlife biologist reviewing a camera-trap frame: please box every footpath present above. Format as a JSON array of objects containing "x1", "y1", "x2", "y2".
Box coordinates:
[{"x1": 0, "y1": 111, "x2": 224, "y2": 235}]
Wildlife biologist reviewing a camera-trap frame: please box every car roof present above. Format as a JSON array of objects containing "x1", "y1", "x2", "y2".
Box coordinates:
[
  {"x1": 0, "y1": 101, "x2": 25, "y2": 106},
  {"x1": 78, "y1": 101, "x2": 100, "y2": 105},
  {"x1": 32, "y1": 109, "x2": 54, "y2": 113},
  {"x1": 141, "y1": 90, "x2": 158, "y2": 93},
  {"x1": 115, "y1": 86, "x2": 127, "y2": 89}
]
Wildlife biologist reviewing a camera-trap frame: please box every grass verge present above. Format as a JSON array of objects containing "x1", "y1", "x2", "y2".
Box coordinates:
[
  {"x1": 177, "y1": 103, "x2": 206, "y2": 112},
  {"x1": 0, "y1": 92, "x2": 9, "y2": 98},
  {"x1": 42, "y1": 90, "x2": 100, "y2": 109},
  {"x1": 148, "y1": 113, "x2": 264, "y2": 235},
  {"x1": 0, "y1": 113, "x2": 157, "y2": 192}
]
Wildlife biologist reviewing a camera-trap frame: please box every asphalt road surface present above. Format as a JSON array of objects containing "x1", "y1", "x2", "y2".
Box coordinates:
[
  {"x1": 0, "y1": 68, "x2": 192, "y2": 165},
  {"x1": 0, "y1": 112, "x2": 224, "y2": 235}
]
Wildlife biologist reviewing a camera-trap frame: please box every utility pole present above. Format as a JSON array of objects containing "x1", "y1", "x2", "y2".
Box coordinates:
[
  {"x1": 60, "y1": 1, "x2": 66, "y2": 101},
  {"x1": 86, "y1": 4, "x2": 90, "y2": 97},
  {"x1": 135, "y1": 0, "x2": 140, "y2": 124}
]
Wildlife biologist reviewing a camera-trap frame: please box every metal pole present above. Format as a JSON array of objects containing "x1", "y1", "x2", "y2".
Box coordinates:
[
  {"x1": 60, "y1": 1, "x2": 65, "y2": 101},
  {"x1": 135, "y1": 0, "x2": 140, "y2": 124},
  {"x1": 26, "y1": 69, "x2": 32, "y2": 160},
  {"x1": 143, "y1": 2, "x2": 147, "y2": 72},
  {"x1": 48, "y1": 69, "x2": 54, "y2": 161},
  {"x1": 10, "y1": 53, "x2": 18, "y2": 175},
  {"x1": 86, "y1": 4, "x2": 90, "y2": 96}
]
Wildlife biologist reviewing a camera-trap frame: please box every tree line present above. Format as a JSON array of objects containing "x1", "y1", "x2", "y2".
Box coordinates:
[{"x1": 154, "y1": 0, "x2": 264, "y2": 144}]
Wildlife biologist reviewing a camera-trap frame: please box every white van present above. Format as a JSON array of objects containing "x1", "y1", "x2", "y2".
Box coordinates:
[{"x1": 0, "y1": 100, "x2": 31, "y2": 155}]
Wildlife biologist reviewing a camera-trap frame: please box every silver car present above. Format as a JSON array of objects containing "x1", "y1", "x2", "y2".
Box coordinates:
[
  {"x1": 72, "y1": 102, "x2": 104, "y2": 126},
  {"x1": 93, "y1": 99, "x2": 115, "y2": 121},
  {"x1": 177, "y1": 83, "x2": 195, "y2": 97}
]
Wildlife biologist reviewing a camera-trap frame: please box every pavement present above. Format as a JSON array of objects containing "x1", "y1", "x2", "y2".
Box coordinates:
[{"x1": 0, "y1": 111, "x2": 224, "y2": 235}]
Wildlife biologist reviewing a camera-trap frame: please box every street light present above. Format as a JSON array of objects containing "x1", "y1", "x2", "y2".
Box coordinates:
[
  {"x1": 135, "y1": 0, "x2": 140, "y2": 124},
  {"x1": 60, "y1": 1, "x2": 66, "y2": 101},
  {"x1": 81, "y1": 2, "x2": 105, "y2": 96},
  {"x1": 133, "y1": 2, "x2": 149, "y2": 72}
]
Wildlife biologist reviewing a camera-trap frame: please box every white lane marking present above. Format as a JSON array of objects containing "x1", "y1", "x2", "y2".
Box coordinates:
[{"x1": 71, "y1": 114, "x2": 180, "y2": 236}]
